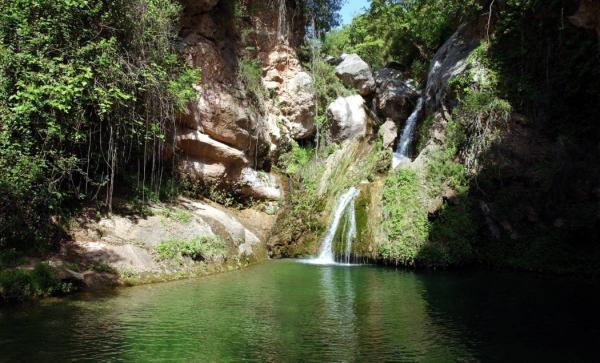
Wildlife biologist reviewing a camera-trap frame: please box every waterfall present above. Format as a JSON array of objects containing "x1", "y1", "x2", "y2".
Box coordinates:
[
  {"x1": 392, "y1": 97, "x2": 424, "y2": 168},
  {"x1": 277, "y1": 0, "x2": 289, "y2": 44},
  {"x1": 309, "y1": 187, "x2": 360, "y2": 265},
  {"x1": 341, "y1": 196, "x2": 357, "y2": 264}
]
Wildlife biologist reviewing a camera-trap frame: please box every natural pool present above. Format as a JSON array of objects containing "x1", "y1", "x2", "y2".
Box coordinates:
[{"x1": 1, "y1": 260, "x2": 598, "y2": 362}]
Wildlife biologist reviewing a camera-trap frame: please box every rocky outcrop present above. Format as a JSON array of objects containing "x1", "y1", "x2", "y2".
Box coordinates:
[
  {"x1": 374, "y1": 67, "x2": 419, "y2": 124},
  {"x1": 378, "y1": 120, "x2": 398, "y2": 149},
  {"x1": 327, "y1": 95, "x2": 369, "y2": 143},
  {"x1": 63, "y1": 197, "x2": 275, "y2": 280},
  {"x1": 335, "y1": 54, "x2": 376, "y2": 96},
  {"x1": 175, "y1": 0, "x2": 314, "y2": 200},
  {"x1": 262, "y1": 46, "x2": 316, "y2": 140},
  {"x1": 425, "y1": 23, "x2": 481, "y2": 114}
]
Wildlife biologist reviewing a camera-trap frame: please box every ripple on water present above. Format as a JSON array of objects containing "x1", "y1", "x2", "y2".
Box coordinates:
[{"x1": 1, "y1": 260, "x2": 599, "y2": 362}]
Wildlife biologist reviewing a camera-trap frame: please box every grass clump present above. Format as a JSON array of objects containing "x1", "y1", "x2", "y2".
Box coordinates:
[
  {"x1": 0, "y1": 263, "x2": 74, "y2": 304},
  {"x1": 160, "y1": 207, "x2": 193, "y2": 224},
  {"x1": 155, "y1": 237, "x2": 229, "y2": 263}
]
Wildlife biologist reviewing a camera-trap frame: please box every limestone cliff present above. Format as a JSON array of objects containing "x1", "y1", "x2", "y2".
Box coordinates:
[{"x1": 176, "y1": 0, "x2": 314, "y2": 201}]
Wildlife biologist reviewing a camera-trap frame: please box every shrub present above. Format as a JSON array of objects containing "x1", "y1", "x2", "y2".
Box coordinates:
[
  {"x1": 0, "y1": 263, "x2": 73, "y2": 303},
  {"x1": 155, "y1": 237, "x2": 229, "y2": 263}
]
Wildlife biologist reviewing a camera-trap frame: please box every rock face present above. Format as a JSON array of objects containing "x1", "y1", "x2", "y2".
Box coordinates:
[
  {"x1": 64, "y1": 198, "x2": 274, "y2": 280},
  {"x1": 378, "y1": 120, "x2": 398, "y2": 149},
  {"x1": 327, "y1": 95, "x2": 368, "y2": 143},
  {"x1": 374, "y1": 67, "x2": 419, "y2": 124},
  {"x1": 262, "y1": 46, "x2": 316, "y2": 140},
  {"x1": 425, "y1": 23, "x2": 482, "y2": 113},
  {"x1": 335, "y1": 54, "x2": 376, "y2": 96},
  {"x1": 176, "y1": 0, "x2": 311, "y2": 201}
]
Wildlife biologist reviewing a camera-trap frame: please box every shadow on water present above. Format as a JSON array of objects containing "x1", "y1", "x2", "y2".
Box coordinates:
[
  {"x1": 1, "y1": 260, "x2": 599, "y2": 362},
  {"x1": 415, "y1": 269, "x2": 600, "y2": 362}
]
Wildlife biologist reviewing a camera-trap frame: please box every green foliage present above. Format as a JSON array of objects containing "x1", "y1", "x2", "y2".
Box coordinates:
[
  {"x1": 0, "y1": 263, "x2": 74, "y2": 304},
  {"x1": 160, "y1": 207, "x2": 193, "y2": 224},
  {"x1": 449, "y1": 43, "x2": 512, "y2": 174},
  {"x1": 155, "y1": 237, "x2": 229, "y2": 263},
  {"x1": 304, "y1": 0, "x2": 345, "y2": 37},
  {"x1": 322, "y1": 0, "x2": 481, "y2": 75},
  {"x1": 279, "y1": 141, "x2": 314, "y2": 176},
  {"x1": 238, "y1": 57, "x2": 267, "y2": 104},
  {"x1": 0, "y1": 0, "x2": 198, "y2": 249},
  {"x1": 425, "y1": 120, "x2": 468, "y2": 196},
  {"x1": 380, "y1": 169, "x2": 428, "y2": 265}
]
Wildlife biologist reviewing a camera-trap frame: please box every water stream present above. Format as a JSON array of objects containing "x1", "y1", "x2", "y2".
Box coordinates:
[
  {"x1": 392, "y1": 97, "x2": 424, "y2": 168},
  {"x1": 306, "y1": 187, "x2": 359, "y2": 265}
]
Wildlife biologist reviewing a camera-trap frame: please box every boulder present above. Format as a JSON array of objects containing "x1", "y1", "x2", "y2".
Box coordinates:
[
  {"x1": 335, "y1": 54, "x2": 376, "y2": 96},
  {"x1": 378, "y1": 120, "x2": 398, "y2": 149},
  {"x1": 190, "y1": 87, "x2": 266, "y2": 152},
  {"x1": 179, "y1": 157, "x2": 228, "y2": 184},
  {"x1": 239, "y1": 168, "x2": 282, "y2": 201},
  {"x1": 425, "y1": 24, "x2": 481, "y2": 112},
  {"x1": 280, "y1": 71, "x2": 316, "y2": 140},
  {"x1": 325, "y1": 55, "x2": 343, "y2": 66},
  {"x1": 327, "y1": 95, "x2": 368, "y2": 143},
  {"x1": 374, "y1": 68, "x2": 419, "y2": 123}
]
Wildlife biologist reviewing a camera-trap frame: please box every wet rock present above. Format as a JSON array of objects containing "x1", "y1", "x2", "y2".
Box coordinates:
[
  {"x1": 374, "y1": 68, "x2": 419, "y2": 123},
  {"x1": 327, "y1": 95, "x2": 368, "y2": 143},
  {"x1": 335, "y1": 54, "x2": 376, "y2": 96}
]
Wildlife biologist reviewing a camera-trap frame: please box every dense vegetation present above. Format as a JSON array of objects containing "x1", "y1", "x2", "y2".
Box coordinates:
[
  {"x1": 0, "y1": 0, "x2": 197, "y2": 255},
  {"x1": 318, "y1": 0, "x2": 599, "y2": 274}
]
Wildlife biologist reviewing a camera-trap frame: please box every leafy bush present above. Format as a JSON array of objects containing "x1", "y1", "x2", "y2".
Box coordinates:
[
  {"x1": 322, "y1": 0, "x2": 481, "y2": 77},
  {"x1": 0, "y1": 0, "x2": 198, "y2": 249},
  {"x1": 279, "y1": 141, "x2": 315, "y2": 176},
  {"x1": 238, "y1": 57, "x2": 267, "y2": 104},
  {"x1": 155, "y1": 237, "x2": 229, "y2": 263},
  {"x1": 0, "y1": 263, "x2": 74, "y2": 303}
]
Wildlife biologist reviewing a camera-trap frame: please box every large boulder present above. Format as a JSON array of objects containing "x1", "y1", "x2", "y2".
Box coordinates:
[
  {"x1": 239, "y1": 168, "x2": 282, "y2": 201},
  {"x1": 327, "y1": 95, "x2": 368, "y2": 143},
  {"x1": 335, "y1": 54, "x2": 376, "y2": 96},
  {"x1": 374, "y1": 67, "x2": 419, "y2": 124},
  {"x1": 279, "y1": 71, "x2": 316, "y2": 140},
  {"x1": 425, "y1": 24, "x2": 481, "y2": 113}
]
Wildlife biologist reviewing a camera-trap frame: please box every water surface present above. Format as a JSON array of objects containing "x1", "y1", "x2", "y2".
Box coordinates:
[{"x1": 1, "y1": 260, "x2": 598, "y2": 362}]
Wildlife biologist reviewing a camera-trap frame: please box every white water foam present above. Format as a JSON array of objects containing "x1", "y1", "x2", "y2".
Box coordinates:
[
  {"x1": 392, "y1": 97, "x2": 424, "y2": 168},
  {"x1": 304, "y1": 187, "x2": 360, "y2": 266}
]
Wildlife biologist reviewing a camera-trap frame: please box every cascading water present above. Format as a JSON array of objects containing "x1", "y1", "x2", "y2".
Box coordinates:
[
  {"x1": 277, "y1": 0, "x2": 289, "y2": 44},
  {"x1": 341, "y1": 196, "x2": 357, "y2": 264},
  {"x1": 392, "y1": 97, "x2": 424, "y2": 168},
  {"x1": 308, "y1": 187, "x2": 360, "y2": 265}
]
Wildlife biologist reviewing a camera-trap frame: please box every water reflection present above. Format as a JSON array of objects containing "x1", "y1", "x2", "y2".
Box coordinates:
[{"x1": 0, "y1": 261, "x2": 598, "y2": 362}]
